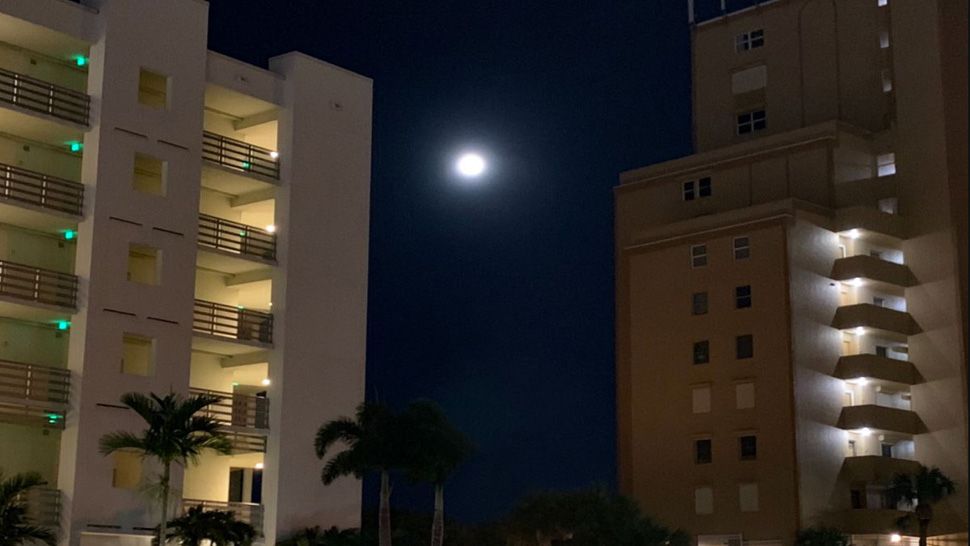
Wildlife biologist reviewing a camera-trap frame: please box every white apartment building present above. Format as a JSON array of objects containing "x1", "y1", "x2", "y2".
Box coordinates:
[{"x1": 0, "y1": 1, "x2": 372, "y2": 545}]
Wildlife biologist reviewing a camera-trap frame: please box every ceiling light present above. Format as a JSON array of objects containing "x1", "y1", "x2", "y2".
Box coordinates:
[
  {"x1": 265, "y1": 224, "x2": 276, "y2": 233},
  {"x1": 261, "y1": 378, "x2": 271, "y2": 386}
]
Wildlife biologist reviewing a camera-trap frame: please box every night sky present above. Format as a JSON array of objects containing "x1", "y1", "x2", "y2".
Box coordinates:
[{"x1": 207, "y1": 0, "x2": 692, "y2": 524}]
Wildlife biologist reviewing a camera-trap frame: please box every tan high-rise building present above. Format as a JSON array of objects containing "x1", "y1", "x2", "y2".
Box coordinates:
[
  {"x1": 615, "y1": 1, "x2": 967, "y2": 546},
  {"x1": 0, "y1": 1, "x2": 371, "y2": 545}
]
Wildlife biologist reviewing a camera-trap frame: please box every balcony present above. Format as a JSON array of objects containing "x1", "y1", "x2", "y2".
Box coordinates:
[
  {"x1": 834, "y1": 354, "x2": 921, "y2": 386},
  {"x1": 0, "y1": 259, "x2": 78, "y2": 322},
  {"x1": 197, "y1": 214, "x2": 276, "y2": 273},
  {"x1": 838, "y1": 404, "x2": 924, "y2": 436},
  {"x1": 840, "y1": 456, "x2": 921, "y2": 484},
  {"x1": 192, "y1": 299, "x2": 273, "y2": 355},
  {"x1": 190, "y1": 387, "x2": 268, "y2": 453},
  {"x1": 181, "y1": 499, "x2": 263, "y2": 534},
  {"x1": 0, "y1": 67, "x2": 89, "y2": 143},
  {"x1": 835, "y1": 508, "x2": 912, "y2": 535},
  {"x1": 18, "y1": 486, "x2": 61, "y2": 529},
  {"x1": 202, "y1": 132, "x2": 279, "y2": 195},
  {"x1": 0, "y1": 359, "x2": 69, "y2": 428},
  {"x1": 832, "y1": 304, "x2": 921, "y2": 340},
  {"x1": 831, "y1": 255, "x2": 916, "y2": 290},
  {"x1": 0, "y1": 162, "x2": 83, "y2": 233},
  {"x1": 835, "y1": 207, "x2": 908, "y2": 244}
]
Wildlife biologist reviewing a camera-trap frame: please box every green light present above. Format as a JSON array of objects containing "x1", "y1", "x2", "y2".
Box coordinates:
[
  {"x1": 231, "y1": 382, "x2": 240, "y2": 387},
  {"x1": 64, "y1": 230, "x2": 76, "y2": 241},
  {"x1": 241, "y1": 161, "x2": 251, "y2": 170},
  {"x1": 47, "y1": 413, "x2": 62, "y2": 424},
  {"x1": 75, "y1": 56, "x2": 88, "y2": 67},
  {"x1": 69, "y1": 142, "x2": 82, "y2": 153},
  {"x1": 56, "y1": 321, "x2": 70, "y2": 331}
]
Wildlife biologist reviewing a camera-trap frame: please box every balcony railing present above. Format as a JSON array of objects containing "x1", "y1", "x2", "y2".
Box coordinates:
[
  {"x1": 182, "y1": 499, "x2": 263, "y2": 533},
  {"x1": 0, "y1": 162, "x2": 84, "y2": 216},
  {"x1": 190, "y1": 388, "x2": 269, "y2": 430},
  {"x1": 202, "y1": 131, "x2": 279, "y2": 180},
  {"x1": 17, "y1": 486, "x2": 60, "y2": 529},
  {"x1": 198, "y1": 214, "x2": 276, "y2": 262},
  {"x1": 0, "y1": 67, "x2": 90, "y2": 126},
  {"x1": 193, "y1": 299, "x2": 273, "y2": 345},
  {"x1": 0, "y1": 259, "x2": 78, "y2": 308},
  {"x1": 0, "y1": 359, "x2": 70, "y2": 404}
]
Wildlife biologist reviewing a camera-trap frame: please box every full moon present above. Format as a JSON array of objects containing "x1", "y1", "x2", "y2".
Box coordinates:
[{"x1": 456, "y1": 153, "x2": 486, "y2": 177}]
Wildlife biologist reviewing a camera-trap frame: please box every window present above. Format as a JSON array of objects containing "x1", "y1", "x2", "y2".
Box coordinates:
[
  {"x1": 876, "y1": 345, "x2": 888, "y2": 357},
  {"x1": 877, "y1": 153, "x2": 896, "y2": 177},
  {"x1": 735, "y1": 29, "x2": 765, "y2": 52},
  {"x1": 850, "y1": 489, "x2": 865, "y2": 509},
  {"x1": 870, "y1": 250, "x2": 883, "y2": 259},
  {"x1": 881, "y1": 443, "x2": 894, "y2": 458},
  {"x1": 737, "y1": 110, "x2": 767, "y2": 135},
  {"x1": 739, "y1": 483, "x2": 760, "y2": 512},
  {"x1": 731, "y1": 65, "x2": 767, "y2": 94},
  {"x1": 736, "y1": 335, "x2": 754, "y2": 359},
  {"x1": 698, "y1": 177, "x2": 712, "y2": 197},
  {"x1": 691, "y1": 245, "x2": 708, "y2": 268},
  {"x1": 733, "y1": 237, "x2": 750, "y2": 260},
  {"x1": 127, "y1": 244, "x2": 161, "y2": 285},
  {"x1": 878, "y1": 197, "x2": 898, "y2": 214},
  {"x1": 112, "y1": 451, "x2": 142, "y2": 489},
  {"x1": 739, "y1": 435, "x2": 757, "y2": 460},
  {"x1": 735, "y1": 285, "x2": 752, "y2": 308},
  {"x1": 692, "y1": 385, "x2": 711, "y2": 414},
  {"x1": 122, "y1": 334, "x2": 154, "y2": 376},
  {"x1": 693, "y1": 341, "x2": 710, "y2": 365},
  {"x1": 138, "y1": 68, "x2": 169, "y2": 109},
  {"x1": 683, "y1": 181, "x2": 695, "y2": 201},
  {"x1": 881, "y1": 69, "x2": 893, "y2": 93},
  {"x1": 736, "y1": 382, "x2": 755, "y2": 409},
  {"x1": 873, "y1": 297, "x2": 885, "y2": 307},
  {"x1": 880, "y1": 30, "x2": 890, "y2": 49},
  {"x1": 878, "y1": 0, "x2": 888, "y2": 6},
  {"x1": 696, "y1": 439, "x2": 712, "y2": 464},
  {"x1": 133, "y1": 153, "x2": 167, "y2": 196},
  {"x1": 695, "y1": 487, "x2": 714, "y2": 515},
  {"x1": 692, "y1": 292, "x2": 708, "y2": 315}
]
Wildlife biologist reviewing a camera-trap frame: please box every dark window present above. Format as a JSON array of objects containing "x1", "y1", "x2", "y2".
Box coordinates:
[
  {"x1": 683, "y1": 181, "x2": 696, "y2": 201},
  {"x1": 735, "y1": 285, "x2": 752, "y2": 308},
  {"x1": 739, "y1": 435, "x2": 757, "y2": 460},
  {"x1": 693, "y1": 341, "x2": 710, "y2": 365},
  {"x1": 876, "y1": 345, "x2": 888, "y2": 357},
  {"x1": 736, "y1": 335, "x2": 754, "y2": 359},
  {"x1": 737, "y1": 110, "x2": 767, "y2": 134},
  {"x1": 881, "y1": 443, "x2": 893, "y2": 458},
  {"x1": 735, "y1": 29, "x2": 765, "y2": 52},
  {"x1": 698, "y1": 177, "x2": 712, "y2": 197},
  {"x1": 691, "y1": 245, "x2": 708, "y2": 268},
  {"x1": 734, "y1": 237, "x2": 750, "y2": 260},
  {"x1": 696, "y1": 439, "x2": 712, "y2": 464},
  {"x1": 873, "y1": 297, "x2": 885, "y2": 307},
  {"x1": 750, "y1": 29, "x2": 765, "y2": 48},
  {"x1": 850, "y1": 489, "x2": 865, "y2": 509},
  {"x1": 692, "y1": 292, "x2": 708, "y2": 315}
]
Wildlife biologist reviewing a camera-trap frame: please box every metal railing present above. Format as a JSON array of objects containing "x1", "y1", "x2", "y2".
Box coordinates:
[
  {"x1": 193, "y1": 299, "x2": 273, "y2": 345},
  {"x1": 181, "y1": 499, "x2": 263, "y2": 533},
  {"x1": 0, "y1": 259, "x2": 78, "y2": 308},
  {"x1": 17, "y1": 486, "x2": 60, "y2": 529},
  {"x1": 190, "y1": 388, "x2": 269, "y2": 430},
  {"x1": 0, "y1": 67, "x2": 90, "y2": 126},
  {"x1": 0, "y1": 161, "x2": 84, "y2": 216},
  {"x1": 198, "y1": 214, "x2": 276, "y2": 262},
  {"x1": 202, "y1": 131, "x2": 279, "y2": 180},
  {"x1": 0, "y1": 359, "x2": 70, "y2": 404}
]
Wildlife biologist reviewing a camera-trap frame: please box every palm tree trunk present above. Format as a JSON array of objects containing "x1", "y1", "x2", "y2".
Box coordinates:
[
  {"x1": 379, "y1": 470, "x2": 392, "y2": 546},
  {"x1": 918, "y1": 518, "x2": 929, "y2": 546},
  {"x1": 430, "y1": 484, "x2": 444, "y2": 546},
  {"x1": 159, "y1": 463, "x2": 171, "y2": 546}
]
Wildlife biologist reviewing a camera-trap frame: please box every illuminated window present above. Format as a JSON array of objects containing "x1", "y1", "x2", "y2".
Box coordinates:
[
  {"x1": 739, "y1": 435, "x2": 757, "y2": 460},
  {"x1": 736, "y1": 335, "x2": 754, "y2": 359},
  {"x1": 695, "y1": 487, "x2": 714, "y2": 515},
  {"x1": 138, "y1": 68, "x2": 169, "y2": 109},
  {"x1": 877, "y1": 153, "x2": 896, "y2": 177},
  {"x1": 881, "y1": 69, "x2": 893, "y2": 93},
  {"x1": 736, "y1": 382, "x2": 755, "y2": 409},
  {"x1": 692, "y1": 292, "x2": 708, "y2": 315},
  {"x1": 692, "y1": 385, "x2": 711, "y2": 414},
  {"x1": 878, "y1": 0, "x2": 888, "y2": 6},
  {"x1": 691, "y1": 245, "x2": 708, "y2": 268},
  {"x1": 127, "y1": 244, "x2": 161, "y2": 285},
  {"x1": 880, "y1": 30, "x2": 890, "y2": 49},
  {"x1": 739, "y1": 483, "x2": 760, "y2": 512},
  {"x1": 735, "y1": 285, "x2": 752, "y2": 308},
  {"x1": 112, "y1": 451, "x2": 142, "y2": 489},
  {"x1": 695, "y1": 439, "x2": 712, "y2": 464},
  {"x1": 735, "y1": 29, "x2": 765, "y2": 52},
  {"x1": 737, "y1": 109, "x2": 766, "y2": 135},
  {"x1": 734, "y1": 237, "x2": 750, "y2": 260},
  {"x1": 693, "y1": 341, "x2": 710, "y2": 365},
  {"x1": 683, "y1": 181, "x2": 696, "y2": 201},
  {"x1": 122, "y1": 334, "x2": 154, "y2": 376},
  {"x1": 133, "y1": 153, "x2": 167, "y2": 196}
]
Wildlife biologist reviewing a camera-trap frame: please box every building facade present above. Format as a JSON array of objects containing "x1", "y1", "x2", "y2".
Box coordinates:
[
  {"x1": 0, "y1": 1, "x2": 372, "y2": 545},
  {"x1": 615, "y1": 1, "x2": 967, "y2": 545}
]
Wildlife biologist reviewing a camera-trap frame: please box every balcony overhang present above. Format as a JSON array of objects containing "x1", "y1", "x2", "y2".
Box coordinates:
[
  {"x1": 835, "y1": 207, "x2": 908, "y2": 244},
  {"x1": 197, "y1": 246, "x2": 276, "y2": 275},
  {"x1": 191, "y1": 332, "x2": 271, "y2": 357},
  {"x1": 833, "y1": 304, "x2": 921, "y2": 339},
  {"x1": 832, "y1": 255, "x2": 916, "y2": 290},
  {"x1": 0, "y1": 102, "x2": 85, "y2": 145},
  {"x1": 838, "y1": 404, "x2": 924, "y2": 436},
  {"x1": 840, "y1": 456, "x2": 922, "y2": 484},
  {"x1": 0, "y1": 200, "x2": 79, "y2": 235},
  {"x1": 0, "y1": 297, "x2": 73, "y2": 324},
  {"x1": 834, "y1": 354, "x2": 922, "y2": 386},
  {"x1": 201, "y1": 162, "x2": 279, "y2": 196},
  {"x1": 834, "y1": 509, "x2": 913, "y2": 535}
]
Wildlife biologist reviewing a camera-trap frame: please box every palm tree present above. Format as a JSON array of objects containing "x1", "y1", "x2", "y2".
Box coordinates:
[
  {"x1": 0, "y1": 471, "x2": 57, "y2": 546},
  {"x1": 99, "y1": 392, "x2": 233, "y2": 546},
  {"x1": 795, "y1": 526, "x2": 850, "y2": 546},
  {"x1": 315, "y1": 402, "x2": 402, "y2": 546},
  {"x1": 159, "y1": 506, "x2": 255, "y2": 546},
  {"x1": 888, "y1": 465, "x2": 956, "y2": 546},
  {"x1": 400, "y1": 400, "x2": 473, "y2": 546}
]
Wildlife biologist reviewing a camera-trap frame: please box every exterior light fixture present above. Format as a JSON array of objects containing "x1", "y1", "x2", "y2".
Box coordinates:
[
  {"x1": 848, "y1": 229, "x2": 861, "y2": 239},
  {"x1": 261, "y1": 378, "x2": 271, "y2": 386},
  {"x1": 75, "y1": 56, "x2": 88, "y2": 67},
  {"x1": 64, "y1": 230, "x2": 76, "y2": 241},
  {"x1": 855, "y1": 377, "x2": 869, "y2": 386},
  {"x1": 241, "y1": 161, "x2": 251, "y2": 170},
  {"x1": 269, "y1": 151, "x2": 279, "y2": 159},
  {"x1": 849, "y1": 278, "x2": 864, "y2": 287},
  {"x1": 265, "y1": 224, "x2": 276, "y2": 233},
  {"x1": 56, "y1": 320, "x2": 70, "y2": 331},
  {"x1": 68, "y1": 142, "x2": 83, "y2": 153},
  {"x1": 854, "y1": 327, "x2": 865, "y2": 336},
  {"x1": 860, "y1": 427, "x2": 872, "y2": 436},
  {"x1": 232, "y1": 381, "x2": 240, "y2": 386},
  {"x1": 255, "y1": 462, "x2": 264, "y2": 470},
  {"x1": 891, "y1": 534, "x2": 901, "y2": 543}
]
